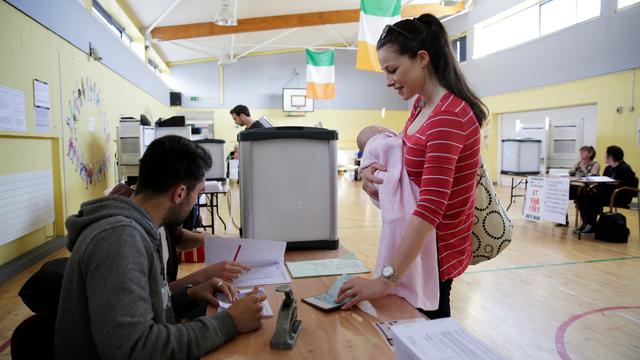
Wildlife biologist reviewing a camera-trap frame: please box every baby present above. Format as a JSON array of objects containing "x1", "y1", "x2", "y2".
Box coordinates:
[
  {"x1": 356, "y1": 125, "x2": 397, "y2": 152},
  {"x1": 355, "y1": 125, "x2": 439, "y2": 310}
]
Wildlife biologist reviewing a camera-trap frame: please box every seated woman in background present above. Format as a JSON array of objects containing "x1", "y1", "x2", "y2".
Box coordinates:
[
  {"x1": 561, "y1": 146, "x2": 599, "y2": 227},
  {"x1": 576, "y1": 145, "x2": 636, "y2": 234},
  {"x1": 569, "y1": 145, "x2": 600, "y2": 178}
]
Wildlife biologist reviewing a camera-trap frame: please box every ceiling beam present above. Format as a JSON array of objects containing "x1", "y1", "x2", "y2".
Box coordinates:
[{"x1": 151, "y1": 2, "x2": 464, "y2": 41}]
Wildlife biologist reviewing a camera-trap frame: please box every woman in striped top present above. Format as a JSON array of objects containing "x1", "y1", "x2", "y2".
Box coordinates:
[{"x1": 337, "y1": 14, "x2": 487, "y2": 319}]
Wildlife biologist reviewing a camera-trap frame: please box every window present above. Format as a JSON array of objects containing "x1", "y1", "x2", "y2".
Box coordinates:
[
  {"x1": 474, "y1": 0, "x2": 600, "y2": 58},
  {"x1": 451, "y1": 35, "x2": 467, "y2": 63},
  {"x1": 92, "y1": 1, "x2": 132, "y2": 48},
  {"x1": 618, "y1": 0, "x2": 640, "y2": 9},
  {"x1": 540, "y1": 0, "x2": 600, "y2": 36}
]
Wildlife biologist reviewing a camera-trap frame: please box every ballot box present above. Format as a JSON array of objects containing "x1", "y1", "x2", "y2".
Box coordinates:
[{"x1": 238, "y1": 127, "x2": 339, "y2": 250}]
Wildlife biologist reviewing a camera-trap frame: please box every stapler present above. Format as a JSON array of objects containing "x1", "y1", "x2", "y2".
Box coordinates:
[{"x1": 270, "y1": 285, "x2": 302, "y2": 349}]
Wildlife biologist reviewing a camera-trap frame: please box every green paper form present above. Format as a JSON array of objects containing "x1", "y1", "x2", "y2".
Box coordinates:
[{"x1": 286, "y1": 253, "x2": 370, "y2": 278}]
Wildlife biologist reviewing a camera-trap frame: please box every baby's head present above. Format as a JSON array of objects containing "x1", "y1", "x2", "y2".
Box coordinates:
[{"x1": 357, "y1": 126, "x2": 396, "y2": 151}]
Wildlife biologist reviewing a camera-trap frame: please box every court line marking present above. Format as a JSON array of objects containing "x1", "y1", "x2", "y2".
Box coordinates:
[
  {"x1": 555, "y1": 306, "x2": 640, "y2": 360},
  {"x1": 465, "y1": 256, "x2": 640, "y2": 274},
  {"x1": 617, "y1": 311, "x2": 640, "y2": 325}
]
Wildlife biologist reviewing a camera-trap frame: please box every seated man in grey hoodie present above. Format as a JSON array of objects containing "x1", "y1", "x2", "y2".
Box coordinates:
[{"x1": 56, "y1": 135, "x2": 266, "y2": 359}]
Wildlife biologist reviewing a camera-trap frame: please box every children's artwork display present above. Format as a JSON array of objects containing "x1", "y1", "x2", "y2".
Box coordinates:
[{"x1": 64, "y1": 77, "x2": 111, "y2": 189}]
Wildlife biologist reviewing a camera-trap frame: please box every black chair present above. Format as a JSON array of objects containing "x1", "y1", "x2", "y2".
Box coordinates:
[
  {"x1": 608, "y1": 176, "x2": 640, "y2": 237},
  {"x1": 11, "y1": 311, "x2": 57, "y2": 360}
]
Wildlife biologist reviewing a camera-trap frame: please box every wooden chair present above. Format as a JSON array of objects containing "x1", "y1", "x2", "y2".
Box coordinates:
[{"x1": 608, "y1": 176, "x2": 640, "y2": 238}]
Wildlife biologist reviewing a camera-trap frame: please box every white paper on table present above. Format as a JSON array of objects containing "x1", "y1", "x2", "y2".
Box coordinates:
[
  {"x1": 35, "y1": 106, "x2": 50, "y2": 132},
  {"x1": 216, "y1": 287, "x2": 273, "y2": 318},
  {"x1": 581, "y1": 176, "x2": 616, "y2": 183},
  {"x1": 390, "y1": 318, "x2": 505, "y2": 360},
  {"x1": 34, "y1": 79, "x2": 50, "y2": 108},
  {"x1": 373, "y1": 318, "x2": 426, "y2": 349},
  {"x1": 204, "y1": 236, "x2": 291, "y2": 287}
]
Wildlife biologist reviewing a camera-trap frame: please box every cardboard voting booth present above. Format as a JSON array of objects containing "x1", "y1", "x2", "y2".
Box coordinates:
[{"x1": 238, "y1": 127, "x2": 339, "y2": 250}]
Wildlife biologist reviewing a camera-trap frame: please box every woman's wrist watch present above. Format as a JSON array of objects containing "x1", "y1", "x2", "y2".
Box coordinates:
[{"x1": 382, "y1": 265, "x2": 400, "y2": 283}]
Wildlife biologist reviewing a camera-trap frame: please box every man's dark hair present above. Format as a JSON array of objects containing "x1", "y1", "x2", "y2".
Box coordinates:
[
  {"x1": 230, "y1": 105, "x2": 250, "y2": 117},
  {"x1": 136, "y1": 135, "x2": 212, "y2": 195},
  {"x1": 606, "y1": 145, "x2": 624, "y2": 162}
]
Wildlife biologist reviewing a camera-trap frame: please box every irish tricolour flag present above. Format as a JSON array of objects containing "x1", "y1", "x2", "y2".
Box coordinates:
[
  {"x1": 356, "y1": 0, "x2": 401, "y2": 72},
  {"x1": 306, "y1": 49, "x2": 335, "y2": 99}
]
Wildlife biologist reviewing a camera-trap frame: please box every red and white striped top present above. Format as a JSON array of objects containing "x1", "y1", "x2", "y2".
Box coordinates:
[{"x1": 403, "y1": 92, "x2": 480, "y2": 281}]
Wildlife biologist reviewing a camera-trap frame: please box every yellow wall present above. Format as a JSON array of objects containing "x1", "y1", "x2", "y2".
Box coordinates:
[
  {"x1": 481, "y1": 68, "x2": 640, "y2": 180},
  {"x1": 0, "y1": 1, "x2": 172, "y2": 266},
  {"x1": 180, "y1": 108, "x2": 410, "y2": 150}
]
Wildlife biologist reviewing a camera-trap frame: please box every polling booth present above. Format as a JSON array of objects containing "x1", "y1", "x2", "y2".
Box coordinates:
[
  {"x1": 193, "y1": 139, "x2": 226, "y2": 181},
  {"x1": 238, "y1": 127, "x2": 339, "y2": 250},
  {"x1": 501, "y1": 139, "x2": 542, "y2": 174}
]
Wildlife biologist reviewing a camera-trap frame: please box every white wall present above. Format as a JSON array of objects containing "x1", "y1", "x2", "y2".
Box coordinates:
[
  {"x1": 446, "y1": 0, "x2": 640, "y2": 96},
  {"x1": 169, "y1": 50, "x2": 409, "y2": 110},
  {"x1": 6, "y1": 0, "x2": 171, "y2": 105}
]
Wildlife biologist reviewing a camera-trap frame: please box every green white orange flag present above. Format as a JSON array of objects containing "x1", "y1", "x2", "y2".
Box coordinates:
[
  {"x1": 356, "y1": 0, "x2": 401, "y2": 72},
  {"x1": 306, "y1": 49, "x2": 335, "y2": 99}
]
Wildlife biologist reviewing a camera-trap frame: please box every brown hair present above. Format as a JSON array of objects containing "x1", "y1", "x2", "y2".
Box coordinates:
[
  {"x1": 579, "y1": 145, "x2": 596, "y2": 161},
  {"x1": 377, "y1": 14, "x2": 488, "y2": 127}
]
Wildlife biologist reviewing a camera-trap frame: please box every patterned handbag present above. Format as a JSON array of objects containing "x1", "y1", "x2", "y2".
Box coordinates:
[{"x1": 471, "y1": 159, "x2": 513, "y2": 265}]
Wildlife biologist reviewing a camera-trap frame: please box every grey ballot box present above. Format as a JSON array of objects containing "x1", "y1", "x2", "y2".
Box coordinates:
[{"x1": 238, "y1": 127, "x2": 339, "y2": 250}]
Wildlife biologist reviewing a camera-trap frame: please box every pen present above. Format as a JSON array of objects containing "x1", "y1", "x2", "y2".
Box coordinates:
[{"x1": 232, "y1": 244, "x2": 242, "y2": 262}]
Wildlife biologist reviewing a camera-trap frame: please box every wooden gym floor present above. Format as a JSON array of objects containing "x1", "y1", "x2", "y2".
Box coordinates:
[{"x1": 0, "y1": 176, "x2": 638, "y2": 359}]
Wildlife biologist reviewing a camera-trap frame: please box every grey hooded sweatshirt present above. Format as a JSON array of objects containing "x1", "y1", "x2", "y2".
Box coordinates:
[{"x1": 55, "y1": 196, "x2": 237, "y2": 360}]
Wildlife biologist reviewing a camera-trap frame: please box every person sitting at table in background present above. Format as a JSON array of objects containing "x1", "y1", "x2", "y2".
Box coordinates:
[
  {"x1": 355, "y1": 125, "x2": 440, "y2": 311},
  {"x1": 558, "y1": 146, "x2": 600, "y2": 227},
  {"x1": 569, "y1": 146, "x2": 600, "y2": 178},
  {"x1": 576, "y1": 145, "x2": 636, "y2": 235},
  {"x1": 57, "y1": 135, "x2": 266, "y2": 359}
]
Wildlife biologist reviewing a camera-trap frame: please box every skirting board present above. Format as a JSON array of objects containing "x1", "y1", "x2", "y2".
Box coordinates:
[{"x1": 0, "y1": 236, "x2": 66, "y2": 285}]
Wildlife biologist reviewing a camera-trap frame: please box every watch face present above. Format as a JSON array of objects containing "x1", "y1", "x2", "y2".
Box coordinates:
[{"x1": 382, "y1": 266, "x2": 393, "y2": 277}]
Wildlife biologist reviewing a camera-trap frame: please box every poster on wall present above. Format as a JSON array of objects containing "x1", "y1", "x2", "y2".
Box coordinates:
[
  {"x1": 524, "y1": 176, "x2": 570, "y2": 224},
  {"x1": 0, "y1": 85, "x2": 26, "y2": 132},
  {"x1": 64, "y1": 76, "x2": 111, "y2": 189},
  {"x1": 34, "y1": 79, "x2": 51, "y2": 132}
]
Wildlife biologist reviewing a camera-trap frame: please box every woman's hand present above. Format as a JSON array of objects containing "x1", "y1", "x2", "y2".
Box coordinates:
[
  {"x1": 336, "y1": 277, "x2": 395, "y2": 310},
  {"x1": 361, "y1": 163, "x2": 386, "y2": 200}
]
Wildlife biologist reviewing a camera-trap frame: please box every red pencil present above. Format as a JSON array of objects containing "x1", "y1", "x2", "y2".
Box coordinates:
[{"x1": 232, "y1": 244, "x2": 242, "y2": 262}]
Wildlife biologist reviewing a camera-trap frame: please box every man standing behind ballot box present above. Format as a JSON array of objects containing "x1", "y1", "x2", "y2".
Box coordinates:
[
  {"x1": 230, "y1": 104, "x2": 265, "y2": 130},
  {"x1": 56, "y1": 135, "x2": 266, "y2": 360}
]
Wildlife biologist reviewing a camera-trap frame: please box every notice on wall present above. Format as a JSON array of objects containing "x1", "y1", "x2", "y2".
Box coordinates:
[
  {"x1": 35, "y1": 106, "x2": 51, "y2": 132},
  {"x1": 524, "y1": 176, "x2": 570, "y2": 224},
  {"x1": 34, "y1": 79, "x2": 50, "y2": 108},
  {"x1": 34, "y1": 79, "x2": 51, "y2": 132},
  {"x1": 0, "y1": 85, "x2": 26, "y2": 132}
]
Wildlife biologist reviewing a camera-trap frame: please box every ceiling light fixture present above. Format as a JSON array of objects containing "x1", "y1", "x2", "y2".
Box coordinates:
[{"x1": 214, "y1": 0, "x2": 237, "y2": 26}]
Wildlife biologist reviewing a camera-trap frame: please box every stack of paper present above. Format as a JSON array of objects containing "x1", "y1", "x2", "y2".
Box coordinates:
[
  {"x1": 391, "y1": 318, "x2": 504, "y2": 360},
  {"x1": 204, "y1": 236, "x2": 291, "y2": 287},
  {"x1": 286, "y1": 252, "x2": 369, "y2": 278},
  {"x1": 216, "y1": 287, "x2": 273, "y2": 318}
]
